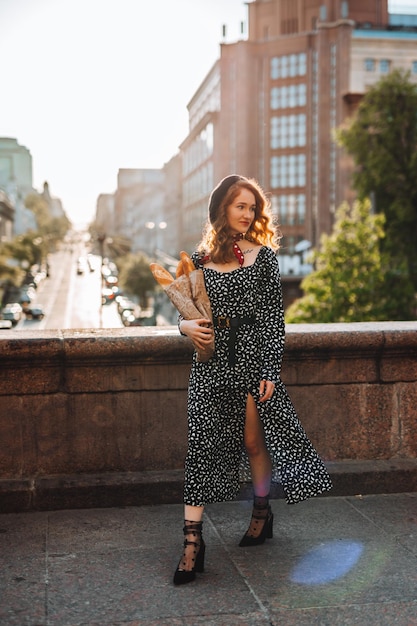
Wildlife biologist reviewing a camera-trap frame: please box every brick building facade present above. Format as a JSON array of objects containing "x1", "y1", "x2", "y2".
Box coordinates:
[{"x1": 180, "y1": 0, "x2": 417, "y2": 305}]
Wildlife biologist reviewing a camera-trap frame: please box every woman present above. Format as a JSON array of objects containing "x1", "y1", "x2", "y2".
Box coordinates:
[{"x1": 174, "y1": 175, "x2": 332, "y2": 585}]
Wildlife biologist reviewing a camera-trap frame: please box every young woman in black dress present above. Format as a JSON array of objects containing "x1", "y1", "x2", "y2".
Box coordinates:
[{"x1": 174, "y1": 175, "x2": 332, "y2": 585}]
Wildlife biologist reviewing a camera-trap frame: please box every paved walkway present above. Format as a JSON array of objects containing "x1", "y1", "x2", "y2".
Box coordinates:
[{"x1": 1, "y1": 492, "x2": 416, "y2": 625}]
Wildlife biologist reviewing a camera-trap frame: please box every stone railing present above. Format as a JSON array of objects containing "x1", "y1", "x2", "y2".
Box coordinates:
[{"x1": 0, "y1": 322, "x2": 416, "y2": 512}]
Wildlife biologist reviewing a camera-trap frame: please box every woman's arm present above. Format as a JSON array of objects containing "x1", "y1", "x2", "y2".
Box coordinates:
[
  {"x1": 179, "y1": 317, "x2": 214, "y2": 351},
  {"x1": 257, "y1": 247, "x2": 285, "y2": 383}
]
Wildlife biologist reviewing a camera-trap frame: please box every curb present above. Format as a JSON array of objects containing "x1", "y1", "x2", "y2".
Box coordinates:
[{"x1": 1, "y1": 459, "x2": 416, "y2": 514}]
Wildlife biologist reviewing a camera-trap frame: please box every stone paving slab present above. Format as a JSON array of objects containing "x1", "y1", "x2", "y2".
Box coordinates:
[{"x1": 0, "y1": 493, "x2": 416, "y2": 625}]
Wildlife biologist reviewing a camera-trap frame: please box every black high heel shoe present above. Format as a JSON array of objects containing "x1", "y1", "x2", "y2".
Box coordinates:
[
  {"x1": 239, "y1": 495, "x2": 273, "y2": 547},
  {"x1": 173, "y1": 521, "x2": 205, "y2": 585}
]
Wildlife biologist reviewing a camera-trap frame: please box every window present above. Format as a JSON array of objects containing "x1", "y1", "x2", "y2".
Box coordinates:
[
  {"x1": 413, "y1": 61, "x2": 417, "y2": 74},
  {"x1": 275, "y1": 194, "x2": 306, "y2": 225},
  {"x1": 270, "y1": 155, "x2": 306, "y2": 189},
  {"x1": 271, "y1": 57, "x2": 280, "y2": 80},
  {"x1": 297, "y1": 194, "x2": 306, "y2": 224},
  {"x1": 281, "y1": 55, "x2": 289, "y2": 78},
  {"x1": 270, "y1": 53, "x2": 307, "y2": 80},
  {"x1": 288, "y1": 84, "x2": 297, "y2": 107},
  {"x1": 298, "y1": 83, "x2": 307, "y2": 106},
  {"x1": 271, "y1": 87, "x2": 279, "y2": 109},
  {"x1": 299, "y1": 53, "x2": 307, "y2": 76},
  {"x1": 270, "y1": 84, "x2": 306, "y2": 109},
  {"x1": 364, "y1": 58, "x2": 375, "y2": 72},
  {"x1": 270, "y1": 115, "x2": 306, "y2": 149},
  {"x1": 289, "y1": 54, "x2": 298, "y2": 77},
  {"x1": 379, "y1": 59, "x2": 390, "y2": 74}
]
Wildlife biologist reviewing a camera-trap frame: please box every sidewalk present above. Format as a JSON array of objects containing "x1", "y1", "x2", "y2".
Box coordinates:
[{"x1": 0, "y1": 492, "x2": 416, "y2": 626}]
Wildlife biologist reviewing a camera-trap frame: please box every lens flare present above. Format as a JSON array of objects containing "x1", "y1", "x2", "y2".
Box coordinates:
[{"x1": 290, "y1": 539, "x2": 364, "y2": 585}]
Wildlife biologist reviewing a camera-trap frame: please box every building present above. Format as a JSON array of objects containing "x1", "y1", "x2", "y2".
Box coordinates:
[
  {"x1": 95, "y1": 193, "x2": 116, "y2": 235},
  {"x1": 113, "y1": 168, "x2": 165, "y2": 256},
  {"x1": 180, "y1": 0, "x2": 417, "y2": 306},
  {"x1": 160, "y1": 153, "x2": 182, "y2": 260},
  {"x1": 0, "y1": 137, "x2": 36, "y2": 235},
  {"x1": 40, "y1": 181, "x2": 66, "y2": 220},
  {"x1": 0, "y1": 191, "x2": 14, "y2": 242}
]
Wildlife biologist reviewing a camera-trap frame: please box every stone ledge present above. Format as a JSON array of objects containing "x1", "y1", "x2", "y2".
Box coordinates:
[{"x1": 1, "y1": 459, "x2": 416, "y2": 514}]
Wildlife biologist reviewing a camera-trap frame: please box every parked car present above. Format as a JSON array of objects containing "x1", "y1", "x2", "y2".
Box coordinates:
[
  {"x1": 20, "y1": 286, "x2": 36, "y2": 304},
  {"x1": 105, "y1": 275, "x2": 119, "y2": 288},
  {"x1": 1, "y1": 302, "x2": 23, "y2": 326},
  {"x1": 24, "y1": 305, "x2": 45, "y2": 320},
  {"x1": 116, "y1": 297, "x2": 137, "y2": 316},
  {"x1": 102, "y1": 287, "x2": 118, "y2": 305},
  {"x1": 76, "y1": 257, "x2": 87, "y2": 275},
  {"x1": 101, "y1": 261, "x2": 118, "y2": 278},
  {"x1": 123, "y1": 314, "x2": 143, "y2": 326},
  {"x1": 86, "y1": 254, "x2": 98, "y2": 272},
  {"x1": 0, "y1": 320, "x2": 12, "y2": 329}
]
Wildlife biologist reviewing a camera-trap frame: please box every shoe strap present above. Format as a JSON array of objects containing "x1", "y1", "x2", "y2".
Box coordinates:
[
  {"x1": 253, "y1": 495, "x2": 270, "y2": 508},
  {"x1": 183, "y1": 520, "x2": 203, "y2": 535},
  {"x1": 251, "y1": 512, "x2": 268, "y2": 521}
]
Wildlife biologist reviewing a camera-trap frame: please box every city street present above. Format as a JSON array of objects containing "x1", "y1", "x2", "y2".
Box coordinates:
[{"x1": 17, "y1": 241, "x2": 123, "y2": 331}]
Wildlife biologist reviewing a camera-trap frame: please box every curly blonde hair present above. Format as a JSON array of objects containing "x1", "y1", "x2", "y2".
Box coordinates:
[{"x1": 198, "y1": 177, "x2": 280, "y2": 264}]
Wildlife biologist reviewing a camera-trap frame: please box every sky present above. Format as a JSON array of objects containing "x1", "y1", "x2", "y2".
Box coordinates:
[{"x1": 0, "y1": 0, "x2": 415, "y2": 227}]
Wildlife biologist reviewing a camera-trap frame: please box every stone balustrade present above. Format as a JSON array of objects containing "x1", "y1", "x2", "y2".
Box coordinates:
[{"x1": 0, "y1": 322, "x2": 416, "y2": 512}]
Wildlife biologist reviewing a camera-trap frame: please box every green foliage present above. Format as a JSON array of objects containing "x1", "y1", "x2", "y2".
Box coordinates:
[
  {"x1": 117, "y1": 252, "x2": 157, "y2": 305},
  {"x1": 25, "y1": 193, "x2": 50, "y2": 230},
  {"x1": 0, "y1": 255, "x2": 22, "y2": 286},
  {"x1": 1, "y1": 232, "x2": 44, "y2": 268},
  {"x1": 285, "y1": 199, "x2": 414, "y2": 323},
  {"x1": 24, "y1": 192, "x2": 70, "y2": 253},
  {"x1": 0, "y1": 192, "x2": 70, "y2": 280},
  {"x1": 336, "y1": 69, "x2": 417, "y2": 291}
]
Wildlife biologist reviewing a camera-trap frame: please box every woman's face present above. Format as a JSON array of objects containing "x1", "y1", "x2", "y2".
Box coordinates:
[{"x1": 226, "y1": 188, "x2": 256, "y2": 236}]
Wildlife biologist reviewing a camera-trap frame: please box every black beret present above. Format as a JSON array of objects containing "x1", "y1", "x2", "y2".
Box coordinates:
[{"x1": 208, "y1": 175, "x2": 247, "y2": 224}]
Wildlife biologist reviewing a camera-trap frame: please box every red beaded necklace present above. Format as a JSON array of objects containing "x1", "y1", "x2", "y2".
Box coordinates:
[
  {"x1": 232, "y1": 233, "x2": 245, "y2": 267},
  {"x1": 200, "y1": 233, "x2": 246, "y2": 267}
]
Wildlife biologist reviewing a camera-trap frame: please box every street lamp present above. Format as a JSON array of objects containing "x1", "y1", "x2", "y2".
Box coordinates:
[
  {"x1": 97, "y1": 232, "x2": 106, "y2": 328},
  {"x1": 145, "y1": 221, "x2": 167, "y2": 257}
]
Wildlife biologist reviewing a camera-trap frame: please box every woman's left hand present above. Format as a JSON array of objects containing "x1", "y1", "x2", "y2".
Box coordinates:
[{"x1": 259, "y1": 380, "x2": 275, "y2": 402}]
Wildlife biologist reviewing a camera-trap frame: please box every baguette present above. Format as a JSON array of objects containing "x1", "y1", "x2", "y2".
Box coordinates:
[
  {"x1": 179, "y1": 251, "x2": 195, "y2": 276},
  {"x1": 149, "y1": 263, "x2": 174, "y2": 288}
]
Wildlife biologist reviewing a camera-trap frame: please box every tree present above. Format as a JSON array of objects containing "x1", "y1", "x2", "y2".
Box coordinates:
[
  {"x1": 2, "y1": 233, "x2": 44, "y2": 268},
  {"x1": 25, "y1": 193, "x2": 50, "y2": 231},
  {"x1": 117, "y1": 253, "x2": 157, "y2": 306},
  {"x1": 285, "y1": 199, "x2": 414, "y2": 323},
  {"x1": 25, "y1": 193, "x2": 71, "y2": 253},
  {"x1": 336, "y1": 69, "x2": 417, "y2": 297}
]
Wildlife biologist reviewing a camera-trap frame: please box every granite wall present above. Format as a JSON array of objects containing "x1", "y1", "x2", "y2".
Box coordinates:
[{"x1": 0, "y1": 322, "x2": 416, "y2": 512}]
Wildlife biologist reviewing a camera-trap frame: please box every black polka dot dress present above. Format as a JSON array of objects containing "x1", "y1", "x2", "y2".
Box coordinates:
[{"x1": 183, "y1": 246, "x2": 332, "y2": 506}]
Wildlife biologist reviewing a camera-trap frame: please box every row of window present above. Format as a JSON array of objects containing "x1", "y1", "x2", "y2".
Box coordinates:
[
  {"x1": 270, "y1": 154, "x2": 306, "y2": 188},
  {"x1": 365, "y1": 59, "x2": 417, "y2": 74},
  {"x1": 272, "y1": 53, "x2": 417, "y2": 79},
  {"x1": 271, "y1": 53, "x2": 307, "y2": 79},
  {"x1": 183, "y1": 163, "x2": 213, "y2": 209},
  {"x1": 364, "y1": 58, "x2": 391, "y2": 73},
  {"x1": 271, "y1": 115, "x2": 306, "y2": 149},
  {"x1": 271, "y1": 194, "x2": 306, "y2": 225},
  {"x1": 183, "y1": 125, "x2": 214, "y2": 176},
  {"x1": 271, "y1": 84, "x2": 306, "y2": 109}
]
